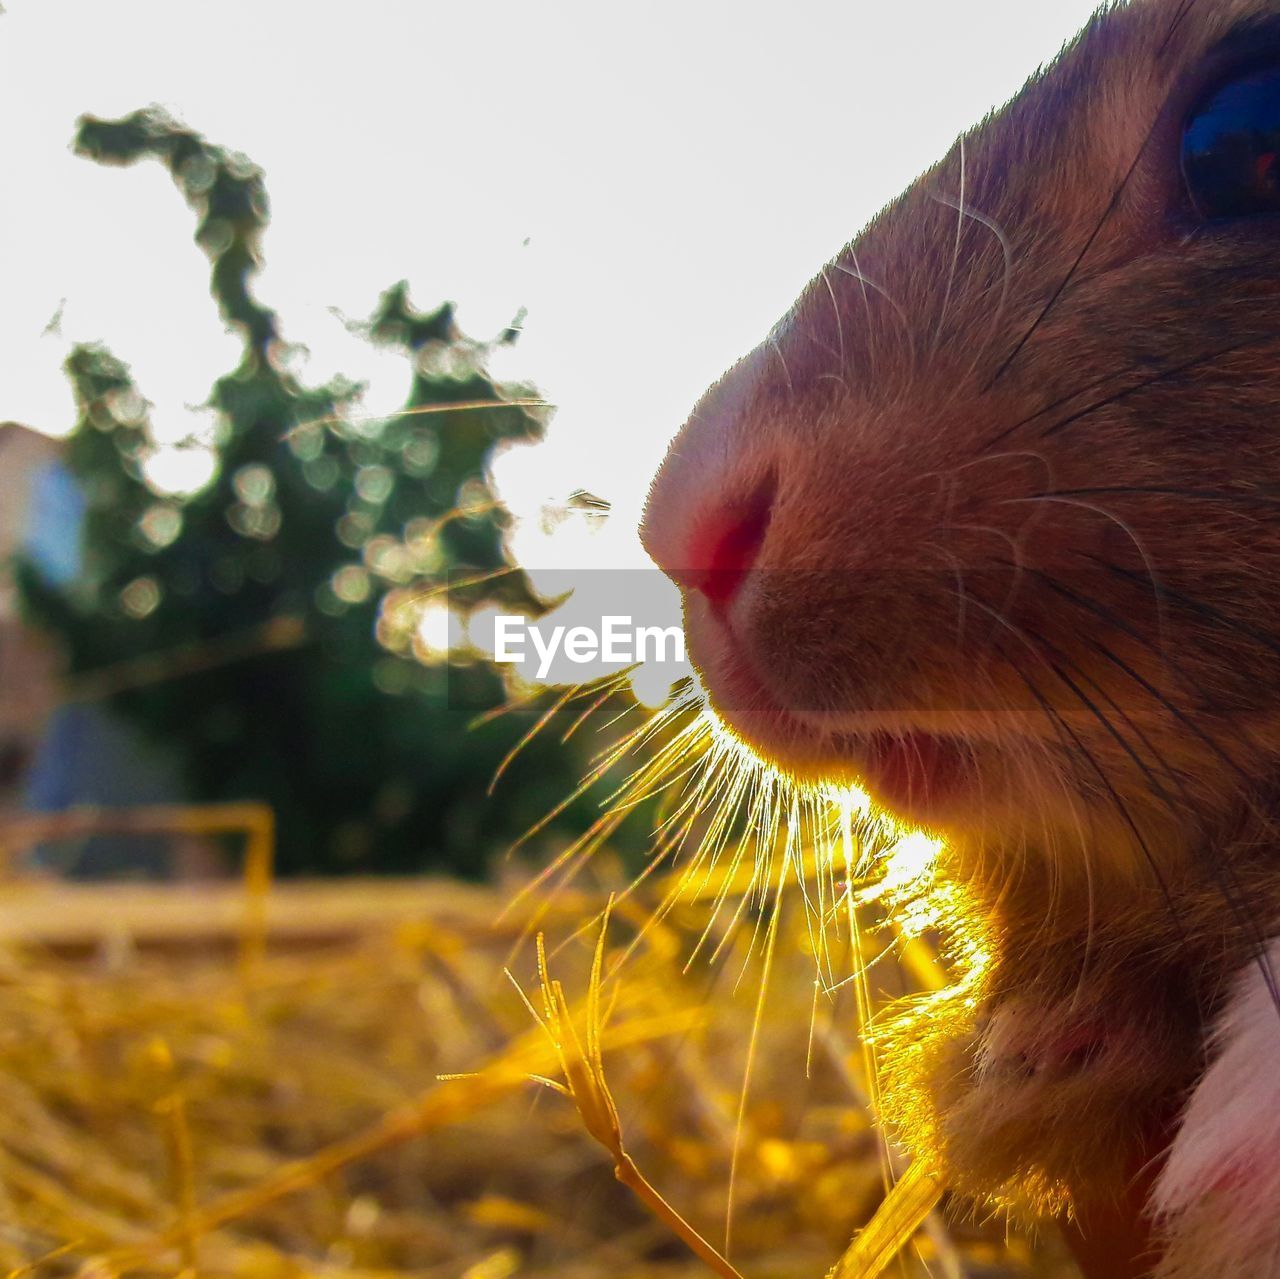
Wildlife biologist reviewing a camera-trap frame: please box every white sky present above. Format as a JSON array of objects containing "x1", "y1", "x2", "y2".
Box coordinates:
[{"x1": 1, "y1": 0, "x2": 1101, "y2": 552}]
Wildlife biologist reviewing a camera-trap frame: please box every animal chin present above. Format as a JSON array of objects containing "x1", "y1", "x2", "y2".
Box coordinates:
[{"x1": 835, "y1": 729, "x2": 967, "y2": 817}]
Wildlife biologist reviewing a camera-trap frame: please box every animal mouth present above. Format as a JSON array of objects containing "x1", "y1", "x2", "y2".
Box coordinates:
[
  {"x1": 694, "y1": 637, "x2": 971, "y2": 822},
  {"x1": 832, "y1": 729, "x2": 966, "y2": 814}
]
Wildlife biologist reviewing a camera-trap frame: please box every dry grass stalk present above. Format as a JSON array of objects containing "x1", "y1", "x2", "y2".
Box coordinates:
[
  {"x1": 825, "y1": 1161, "x2": 945, "y2": 1279},
  {"x1": 99, "y1": 985, "x2": 703, "y2": 1274},
  {"x1": 0, "y1": 803, "x2": 275, "y2": 976},
  {"x1": 0, "y1": 853, "x2": 1072, "y2": 1278},
  {"x1": 523, "y1": 906, "x2": 746, "y2": 1279}
]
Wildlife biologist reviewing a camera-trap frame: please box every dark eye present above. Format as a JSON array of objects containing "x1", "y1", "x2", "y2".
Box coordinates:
[{"x1": 1183, "y1": 64, "x2": 1280, "y2": 220}]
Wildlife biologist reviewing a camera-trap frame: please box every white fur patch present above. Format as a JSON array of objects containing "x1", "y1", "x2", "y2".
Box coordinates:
[{"x1": 1153, "y1": 938, "x2": 1280, "y2": 1279}]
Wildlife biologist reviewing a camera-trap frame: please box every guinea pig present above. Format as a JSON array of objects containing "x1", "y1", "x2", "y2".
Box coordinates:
[{"x1": 641, "y1": 1, "x2": 1280, "y2": 1275}]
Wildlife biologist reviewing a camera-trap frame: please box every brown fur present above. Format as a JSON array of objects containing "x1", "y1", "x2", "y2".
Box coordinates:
[{"x1": 643, "y1": 0, "x2": 1280, "y2": 1240}]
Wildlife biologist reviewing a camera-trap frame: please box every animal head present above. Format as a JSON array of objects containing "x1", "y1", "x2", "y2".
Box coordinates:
[{"x1": 642, "y1": 0, "x2": 1280, "y2": 879}]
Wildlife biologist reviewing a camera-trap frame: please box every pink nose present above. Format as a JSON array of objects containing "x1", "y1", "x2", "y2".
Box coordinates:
[{"x1": 672, "y1": 478, "x2": 775, "y2": 612}]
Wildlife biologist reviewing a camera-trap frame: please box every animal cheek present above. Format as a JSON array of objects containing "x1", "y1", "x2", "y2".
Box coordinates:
[{"x1": 976, "y1": 1000, "x2": 1114, "y2": 1082}]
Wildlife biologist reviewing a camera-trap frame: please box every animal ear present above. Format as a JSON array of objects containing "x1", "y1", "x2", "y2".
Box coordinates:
[{"x1": 1182, "y1": 64, "x2": 1280, "y2": 221}]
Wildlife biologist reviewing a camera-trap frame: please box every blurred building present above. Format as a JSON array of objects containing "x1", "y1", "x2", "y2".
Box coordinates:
[
  {"x1": 0, "y1": 424, "x2": 63, "y2": 813},
  {"x1": 1, "y1": 424, "x2": 216, "y2": 877}
]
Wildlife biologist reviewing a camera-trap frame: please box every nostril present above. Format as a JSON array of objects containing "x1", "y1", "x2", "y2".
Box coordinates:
[{"x1": 683, "y1": 475, "x2": 776, "y2": 610}]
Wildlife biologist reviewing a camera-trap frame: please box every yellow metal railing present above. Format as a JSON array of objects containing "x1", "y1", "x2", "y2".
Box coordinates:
[{"x1": 0, "y1": 802, "x2": 275, "y2": 976}]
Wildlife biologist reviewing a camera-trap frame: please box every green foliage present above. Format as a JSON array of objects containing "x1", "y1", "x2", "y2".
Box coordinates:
[{"x1": 18, "y1": 108, "x2": 603, "y2": 877}]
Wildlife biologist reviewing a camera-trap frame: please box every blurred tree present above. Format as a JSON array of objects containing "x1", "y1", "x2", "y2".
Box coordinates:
[{"x1": 16, "y1": 108, "x2": 606, "y2": 877}]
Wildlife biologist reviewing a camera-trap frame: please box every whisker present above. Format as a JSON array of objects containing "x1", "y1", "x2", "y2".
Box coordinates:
[
  {"x1": 1003, "y1": 493, "x2": 1167, "y2": 654},
  {"x1": 279, "y1": 397, "x2": 553, "y2": 442},
  {"x1": 929, "y1": 187, "x2": 1013, "y2": 344},
  {"x1": 831, "y1": 258, "x2": 910, "y2": 333},
  {"x1": 929, "y1": 134, "x2": 967, "y2": 357},
  {"x1": 820, "y1": 265, "x2": 848, "y2": 373},
  {"x1": 767, "y1": 333, "x2": 796, "y2": 399},
  {"x1": 1157, "y1": 0, "x2": 1200, "y2": 57},
  {"x1": 1097, "y1": 558, "x2": 1280, "y2": 664},
  {"x1": 1037, "y1": 336, "x2": 1274, "y2": 439},
  {"x1": 488, "y1": 681, "x2": 600, "y2": 796},
  {"x1": 964, "y1": 592, "x2": 1190, "y2": 936},
  {"x1": 1032, "y1": 484, "x2": 1280, "y2": 507},
  {"x1": 983, "y1": 0, "x2": 1197, "y2": 396},
  {"x1": 980, "y1": 331, "x2": 1280, "y2": 456}
]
